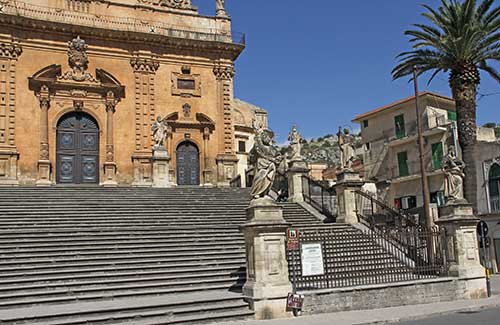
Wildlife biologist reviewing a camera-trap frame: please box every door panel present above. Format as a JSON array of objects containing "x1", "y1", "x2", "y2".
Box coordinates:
[
  {"x1": 176, "y1": 142, "x2": 199, "y2": 186},
  {"x1": 56, "y1": 112, "x2": 99, "y2": 184}
]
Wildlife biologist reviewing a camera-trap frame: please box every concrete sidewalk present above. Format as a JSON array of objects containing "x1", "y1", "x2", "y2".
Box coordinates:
[{"x1": 222, "y1": 275, "x2": 500, "y2": 325}]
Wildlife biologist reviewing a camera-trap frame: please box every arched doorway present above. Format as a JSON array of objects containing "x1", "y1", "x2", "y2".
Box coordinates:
[
  {"x1": 489, "y1": 164, "x2": 500, "y2": 212},
  {"x1": 176, "y1": 141, "x2": 199, "y2": 186},
  {"x1": 56, "y1": 112, "x2": 99, "y2": 184}
]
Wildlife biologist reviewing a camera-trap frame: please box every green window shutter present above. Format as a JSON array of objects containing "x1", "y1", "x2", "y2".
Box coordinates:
[
  {"x1": 431, "y1": 142, "x2": 444, "y2": 169},
  {"x1": 397, "y1": 151, "x2": 409, "y2": 177},
  {"x1": 394, "y1": 114, "x2": 406, "y2": 139},
  {"x1": 447, "y1": 111, "x2": 457, "y2": 121}
]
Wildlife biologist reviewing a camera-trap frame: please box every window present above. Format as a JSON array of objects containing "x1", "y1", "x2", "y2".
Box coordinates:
[
  {"x1": 395, "y1": 196, "x2": 417, "y2": 210},
  {"x1": 431, "y1": 142, "x2": 444, "y2": 170},
  {"x1": 397, "y1": 151, "x2": 409, "y2": 177},
  {"x1": 363, "y1": 120, "x2": 369, "y2": 128},
  {"x1": 431, "y1": 191, "x2": 445, "y2": 207},
  {"x1": 177, "y1": 79, "x2": 196, "y2": 90},
  {"x1": 365, "y1": 142, "x2": 370, "y2": 150},
  {"x1": 238, "y1": 140, "x2": 246, "y2": 153},
  {"x1": 394, "y1": 114, "x2": 406, "y2": 139},
  {"x1": 447, "y1": 110, "x2": 457, "y2": 121},
  {"x1": 489, "y1": 164, "x2": 500, "y2": 212}
]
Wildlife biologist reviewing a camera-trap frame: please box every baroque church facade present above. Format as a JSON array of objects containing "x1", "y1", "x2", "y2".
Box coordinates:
[{"x1": 0, "y1": 0, "x2": 266, "y2": 186}]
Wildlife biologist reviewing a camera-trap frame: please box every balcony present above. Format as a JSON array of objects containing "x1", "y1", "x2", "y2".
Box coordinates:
[
  {"x1": 491, "y1": 197, "x2": 500, "y2": 213},
  {"x1": 0, "y1": 1, "x2": 245, "y2": 46},
  {"x1": 379, "y1": 160, "x2": 444, "y2": 183},
  {"x1": 381, "y1": 118, "x2": 451, "y2": 148}
]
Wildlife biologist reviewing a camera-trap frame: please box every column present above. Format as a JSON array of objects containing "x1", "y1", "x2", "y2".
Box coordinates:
[
  {"x1": 202, "y1": 127, "x2": 213, "y2": 186},
  {"x1": 36, "y1": 85, "x2": 52, "y2": 186},
  {"x1": 103, "y1": 91, "x2": 117, "y2": 186},
  {"x1": 213, "y1": 64, "x2": 238, "y2": 186}
]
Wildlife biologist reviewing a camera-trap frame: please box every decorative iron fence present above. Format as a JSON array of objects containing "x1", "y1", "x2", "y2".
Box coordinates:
[
  {"x1": 271, "y1": 170, "x2": 289, "y2": 202},
  {"x1": 286, "y1": 226, "x2": 447, "y2": 291},
  {"x1": 302, "y1": 176, "x2": 337, "y2": 221},
  {"x1": 354, "y1": 190, "x2": 417, "y2": 228}
]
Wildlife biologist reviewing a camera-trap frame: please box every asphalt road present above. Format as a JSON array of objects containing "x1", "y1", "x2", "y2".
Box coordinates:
[{"x1": 396, "y1": 307, "x2": 500, "y2": 324}]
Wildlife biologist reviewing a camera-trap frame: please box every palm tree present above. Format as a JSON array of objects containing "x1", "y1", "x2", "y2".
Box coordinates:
[{"x1": 393, "y1": 0, "x2": 500, "y2": 209}]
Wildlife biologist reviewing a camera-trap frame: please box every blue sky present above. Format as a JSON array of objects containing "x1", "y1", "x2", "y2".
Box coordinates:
[{"x1": 196, "y1": 1, "x2": 500, "y2": 142}]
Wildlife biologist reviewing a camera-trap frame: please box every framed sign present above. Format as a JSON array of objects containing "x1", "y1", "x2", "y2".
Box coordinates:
[{"x1": 301, "y1": 243, "x2": 324, "y2": 276}]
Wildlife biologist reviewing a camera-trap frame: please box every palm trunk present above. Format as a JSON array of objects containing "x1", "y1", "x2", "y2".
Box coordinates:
[{"x1": 451, "y1": 82, "x2": 478, "y2": 210}]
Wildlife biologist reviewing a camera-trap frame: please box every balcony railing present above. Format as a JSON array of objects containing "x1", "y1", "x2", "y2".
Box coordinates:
[
  {"x1": 0, "y1": 1, "x2": 245, "y2": 45},
  {"x1": 491, "y1": 197, "x2": 500, "y2": 213}
]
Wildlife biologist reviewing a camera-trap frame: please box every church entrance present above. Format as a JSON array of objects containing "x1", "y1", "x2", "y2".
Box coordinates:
[
  {"x1": 176, "y1": 141, "x2": 200, "y2": 186},
  {"x1": 56, "y1": 112, "x2": 99, "y2": 184}
]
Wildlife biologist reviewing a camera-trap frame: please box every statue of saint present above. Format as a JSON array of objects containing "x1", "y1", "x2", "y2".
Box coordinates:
[
  {"x1": 442, "y1": 146, "x2": 466, "y2": 203},
  {"x1": 151, "y1": 115, "x2": 168, "y2": 148},
  {"x1": 249, "y1": 128, "x2": 286, "y2": 199},
  {"x1": 288, "y1": 124, "x2": 303, "y2": 160},
  {"x1": 216, "y1": 0, "x2": 227, "y2": 17},
  {"x1": 337, "y1": 127, "x2": 355, "y2": 169}
]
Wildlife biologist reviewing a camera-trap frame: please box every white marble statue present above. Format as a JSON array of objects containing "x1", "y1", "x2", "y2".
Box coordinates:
[
  {"x1": 151, "y1": 115, "x2": 168, "y2": 148},
  {"x1": 337, "y1": 127, "x2": 355, "y2": 169},
  {"x1": 442, "y1": 146, "x2": 466, "y2": 203},
  {"x1": 288, "y1": 124, "x2": 303, "y2": 161}
]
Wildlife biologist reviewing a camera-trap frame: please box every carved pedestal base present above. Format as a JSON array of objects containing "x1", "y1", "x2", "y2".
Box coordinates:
[
  {"x1": 36, "y1": 160, "x2": 52, "y2": 186},
  {"x1": 287, "y1": 159, "x2": 309, "y2": 203},
  {"x1": 132, "y1": 153, "x2": 152, "y2": 187},
  {"x1": 0, "y1": 150, "x2": 19, "y2": 186},
  {"x1": 333, "y1": 170, "x2": 364, "y2": 224},
  {"x1": 203, "y1": 169, "x2": 214, "y2": 187},
  {"x1": 240, "y1": 198, "x2": 292, "y2": 320},
  {"x1": 152, "y1": 148, "x2": 172, "y2": 188},
  {"x1": 102, "y1": 162, "x2": 118, "y2": 187},
  {"x1": 216, "y1": 154, "x2": 238, "y2": 187}
]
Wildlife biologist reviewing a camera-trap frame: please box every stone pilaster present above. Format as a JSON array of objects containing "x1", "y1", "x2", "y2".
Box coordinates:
[
  {"x1": 0, "y1": 41, "x2": 22, "y2": 185},
  {"x1": 130, "y1": 57, "x2": 159, "y2": 186},
  {"x1": 202, "y1": 127, "x2": 213, "y2": 186},
  {"x1": 36, "y1": 86, "x2": 52, "y2": 186},
  {"x1": 333, "y1": 170, "x2": 364, "y2": 224},
  {"x1": 103, "y1": 91, "x2": 118, "y2": 187},
  {"x1": 213, "y1": 64, "x2": 237, "y2": 186},
  {"x1": 437, "y1": 202, "x2": 487, "y2": 299},
  {"x1": 240, "y1": 198, "x2": 292, "y2": 320}
]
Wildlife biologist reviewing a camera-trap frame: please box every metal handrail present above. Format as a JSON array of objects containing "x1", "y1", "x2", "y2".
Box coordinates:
[
  {"x1": 302, "y1": 175, "x2": 336, "y2": 221},
  {"x1": 0, "y1": 1, "x2": 245, "y2": 45}
]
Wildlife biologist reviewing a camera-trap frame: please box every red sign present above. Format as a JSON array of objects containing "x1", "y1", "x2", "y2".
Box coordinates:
[
  {"x1": 287, "y1": 229, "x2": 299, "y2": 250},
  {"x1": 287, "y1": 293, "x2": 304, "y2": 309}
]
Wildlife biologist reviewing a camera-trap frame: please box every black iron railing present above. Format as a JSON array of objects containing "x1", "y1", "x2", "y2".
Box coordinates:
[
  {"x1": 354, "y1": 190, "x2": 417, "y2": 228},
  {"x1": 286, "y1": 226, "x2": 447, "y2": 291},
  {"x1": 302, "y1": 176, "x2": 337, "y2": 221},
  {"x1": 229, "y1": 175, "x2": 241, "y2": 188},
  {"x1": 271, "y1": 170, "x2": 289, "y2": 202}
]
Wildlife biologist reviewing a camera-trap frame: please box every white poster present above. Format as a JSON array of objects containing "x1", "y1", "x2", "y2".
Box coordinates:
[{"x1": 301, "y1": 243, "x2": 324, "y2": 276}]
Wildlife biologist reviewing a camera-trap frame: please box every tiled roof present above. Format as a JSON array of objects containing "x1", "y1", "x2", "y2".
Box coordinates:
[{"x1": 352, "y1": 91, "x2": 454, "y2": 122}]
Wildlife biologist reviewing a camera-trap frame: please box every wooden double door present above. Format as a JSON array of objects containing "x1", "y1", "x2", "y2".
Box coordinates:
[
  {"x1": 56, "y1": 112, "x2": 99, "y2": 184},
  {"x1": 176, "y1": 141, "x2": 200, "y2": 186}
]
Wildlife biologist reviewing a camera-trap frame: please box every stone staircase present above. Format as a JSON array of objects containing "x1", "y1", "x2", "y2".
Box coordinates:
[{"x1": 0, "y1": 187, "x2": 324, "y2": 324}]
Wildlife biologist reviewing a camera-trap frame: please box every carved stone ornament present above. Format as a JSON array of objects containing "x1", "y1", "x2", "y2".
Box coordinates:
[
  {"x1": 59, "y1": 36, "x2": 98, "y2": 83},
  {"x1": 151, "y1": 115, "x2": 168, "y2": 148},
  {"x1": 288, "y1": 125, "x2": 303, "y2": 161},
  {"x1": 182, "y1": 103, "x2": 191, "y2": 118},
  {"x1": 337, "y1": 127, "x2": 356, "y2": 169},
  {"x1": 442, "y1": 146, "x2": 466, "y2": 203},
  {"x1": 0, "y1": 41, "x2": 22, "y2": 59},
  {"x1": 216, "y1": 0, "x2": 228, "y2": 17},
  {"x1": 130, "y1": 58, "x2": 160, "y2": 73},
  {"x1": 137, "y1": 0, "x2": 192, "y2": 9},
  {"x1": 213, "y1": 65, "x2": 234, "y2": 81}
]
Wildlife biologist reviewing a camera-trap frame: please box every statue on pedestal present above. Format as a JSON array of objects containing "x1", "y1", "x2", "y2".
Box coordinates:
[
  {"x1": 442, "y1": 146, "x2": 466, "y2": 203},
  {"x1": 288, "y1": 125, "x2": 303, "y2": 161},
  {"x1": 216, "y1": 0, "x2": 228, "y2": 17},
  {"x1": 151, "y1": 115, "x2": 168, "y2": 149},
  {"x1": 337, "y1": 127, "x2": 355, "y2": 169},
  {"x1": 249, "y1": 127, "x2": 286, "y2": 199}
]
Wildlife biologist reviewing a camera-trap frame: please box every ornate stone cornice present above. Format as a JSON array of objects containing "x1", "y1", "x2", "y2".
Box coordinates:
[
  {"x1": 0, "y1": 42, "x2": 22, "y2": 59},
  {"x1": 130, "y1": 58, "x2": 160, "y2": 73},
  {"x1": 213, "y1": 65, "x2": 234, "y2": 81},
  {"x1": 138, "y1": 0, "x2": 193, "y2": 10}
]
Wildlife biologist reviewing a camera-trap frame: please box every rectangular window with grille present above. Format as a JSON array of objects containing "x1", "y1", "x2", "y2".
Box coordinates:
[
  {"x1": 394, "y1": 114, "x2": 406, "y2": 139},
  {"x1": 177, "y1": 79, "x2": 196, "y2": 90},
  {"x1": 431, "y1": 142, "x2": 444, "y2": 169}
]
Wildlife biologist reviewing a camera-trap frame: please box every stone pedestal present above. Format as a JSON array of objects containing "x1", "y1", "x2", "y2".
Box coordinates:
[
  {"x1": 102, "y1": 162, "x2": 118, "y2": 187},
  {"x1": 437, "y1": 202, "x2": 487, "y2": 299},
  {"x1": 216, "y1": 154, "x2": 238, "y2": 187},
  {"x1": 36, "y1": 160, "x2": 52, "y2": 186},
  {"x1": 240, "y1": 197, "x2": 292, "y2": 320},
  {"x1": 287, "y1": 159, "x2": 309, "y2": 203},
  {"x1": 0, "y1": 150, "x2": 19, "y2": 186},
  {"x1": 333, "y1": 169, "x2": 364, "y2": 224},
  {"x1": 152, "y1": 148, "x2": 171, "y2": 188},
  {"x1": 132, "y1": 152, "x2": 152, "y2": 187}
]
